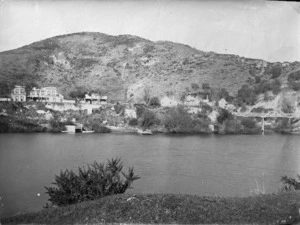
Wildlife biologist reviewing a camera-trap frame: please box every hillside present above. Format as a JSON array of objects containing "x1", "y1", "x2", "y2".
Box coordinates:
[{"x1": 0, "y1": 32, "x2": 300, "y2": 102}]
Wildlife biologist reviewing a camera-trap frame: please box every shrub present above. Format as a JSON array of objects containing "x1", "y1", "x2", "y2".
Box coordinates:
[
  {"x1": 236, "y1": 84, "x2": 257, "y2": 106},
  {"x1": 191, "y1": 83, "x2": 200, "y2": 90},
  {"x1": 287, "y1": 70, "x2": 300, "y2": 91},
  {"x1": 140, "y1": 110, "x2": 159, "y2": 128},
  {"x1": 241, "y1": 118, "x2": 256, "y2": 129},
  {"x1": 128, "y1": 118, "x2": 138, "y2": 126},
  {"x1": 217, "y1": 108, "x2": 233, "y2": 124},
  {"x1": 271, "y1": 66, "x2": 281, "y2": 79},
  {"x1": 114, "y1": 104, "x2": 125, "y2": 115},
  {"x1": 255, "y1": 76, "x2": 261, "y2": 84},
  {"x1": 164, "y1": 106, "x2": 210, "y2": 133},
  {"x1": 149, "y1": 97, "x2": 161, "y2": 107},
  {"x1": 45, "y1": 158, "x2": 140, "y2": 207},
  {"x1": 280, "y1": 175, "x2": 300, "y2": 192},
  {"x1": 202, "y1": 82, "x2": 210, "y2": 90},
  {"x1": 282, "y1": 98, "x2": 294, "y2": 113}
]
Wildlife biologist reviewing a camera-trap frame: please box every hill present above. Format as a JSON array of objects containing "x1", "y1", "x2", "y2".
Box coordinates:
[{"x1": 0, "y1": 32, "x2": 300, "y2": 102}]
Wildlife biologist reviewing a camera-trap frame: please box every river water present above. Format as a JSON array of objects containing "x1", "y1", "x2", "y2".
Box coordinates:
[{"x1": 0, "y1": 133, "x2": 300, "y2": 217}]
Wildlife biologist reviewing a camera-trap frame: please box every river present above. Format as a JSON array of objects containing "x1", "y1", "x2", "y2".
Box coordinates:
[{"x1": 0, "y1": 133, "x2": 300, "y2": 217}]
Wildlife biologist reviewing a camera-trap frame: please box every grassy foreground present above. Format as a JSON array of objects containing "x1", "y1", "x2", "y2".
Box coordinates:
[{"x1": 2, "y1": 192, "x2": 300, "y2": 224}]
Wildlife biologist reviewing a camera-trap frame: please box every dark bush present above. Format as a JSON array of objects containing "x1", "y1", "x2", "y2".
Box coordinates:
[
  {"x1": 149, "y1": 97, "x2": 161, "y2": 107},
  {"x1": 45, "y1": 158, "x2": 140, "y2": 207},
  {"x1": 140, "y1": 110, "x2": 159, "y2": 128},
  {"x1": 164, "y1": 106, "x2": 210, "y2": 133},
  {"x1": 236, "y1": 84, "x2": 257, "y2": 106},
  {"x1": 114, "y1": 104, "x2": 125, "y2": 115},
  {"x1": 271, "y1": 66, "x2": 281, "y2": 79},
  {"x1": 241, "y1": 118, "x2": 256, "y2": 129},
  {"x1": 202, "y1": 82, "x2": 210, "y2": 90},
  {"x1": 217, "y1": 108, "x2": 233, "y2": 124},
  {"x1": 191, "y1": 83, "x2": 200, "y2": 90},
  {"x1": 255, "y1": 76, "x2": 261, "y2": 84},
  {"x1": 128, "y1": 118, "x2": 138, "y2": 126},
  {"x1": 69, "y1": 87, "x2": 88, "y2": 99},
  {"x1": 288, "y1": 70, "x2": 300, "y2": 91}
]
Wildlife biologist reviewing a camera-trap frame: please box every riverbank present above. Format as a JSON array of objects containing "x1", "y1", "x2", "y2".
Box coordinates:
[
  {"x1": 1, "y1": 101, "x2": 299, "y2": 135},
  {"x1": 2, "y1": 192, "x2": 300, "y2": 224}
]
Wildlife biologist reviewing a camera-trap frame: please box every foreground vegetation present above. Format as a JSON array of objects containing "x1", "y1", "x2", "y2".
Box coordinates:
[{"x1": 2, "y1": 192, "x2": 300, "y2": 224}]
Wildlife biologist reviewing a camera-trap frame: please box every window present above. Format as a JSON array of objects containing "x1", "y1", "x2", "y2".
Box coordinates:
[
  {"x1": 21, "y1": 89, "x2": 25, "y2": 93},
  {"x1": 20, "y1": 96, "x2": 24, "y2": 101},
  {"x1": 47, "y1": 91, "x2": 51, "y2": 95},
  {"x1": 41, "y1": 91, "x2": 45, "y2": 96},
  {"x1": 15, "y1": 89, "x2": 19, "y2": 94},
  {"x1": 52, "y1": 91, "x2": 55, "y2": 95},
  {"x1": 15, "y1": 96, "x2": 19, "y2": 101}
]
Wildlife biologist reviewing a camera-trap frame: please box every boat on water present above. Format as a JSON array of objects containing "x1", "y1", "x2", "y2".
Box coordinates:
[
  {"x1": 62, "y1": 123, "x2": 94, "y2": 133},
  {"x1": 137, "y1": 129, "x2": 153, "y2": 135}
]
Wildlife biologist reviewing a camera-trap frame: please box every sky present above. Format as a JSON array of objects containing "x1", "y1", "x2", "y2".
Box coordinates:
[{"x1": 0, "y1": 0, "x2": 299, "y2": 62}]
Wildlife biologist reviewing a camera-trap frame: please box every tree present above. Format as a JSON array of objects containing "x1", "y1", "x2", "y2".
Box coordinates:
[
  {"x1": 282, "y1": 97, "x2": 294, "y2": 113},
  {"x1": 202, "y1": 82, "x2": 210, "y2": 90},
  {"x1": 149, "y1": 96, "x2": 161, "y2": 107},
  {"x1": 217, "y1": 108, "x2": 233, "y2": 124},
  {"x1": 236, "y1": 84, "x2": 257, "y2": 106},
  {"x1": 191, "y1": 83, "x2": 199, "y2": 91},
  {"x1": 140, "y1": 110, "x2": 159, "y2": 128},
  {"x1": 271, "y1": 66, "x2": 281, "y2": 79},
  {"x1": 45, "y1": 158, "x2": 140, "y2": 207},
  {"x1": 143, "y1": 86, "x2": 151, "y2": 105}
]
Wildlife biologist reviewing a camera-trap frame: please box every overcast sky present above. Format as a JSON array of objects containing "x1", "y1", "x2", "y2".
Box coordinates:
[{"x1": 0, "y1": 0, "x2": 299, "y2": 62}]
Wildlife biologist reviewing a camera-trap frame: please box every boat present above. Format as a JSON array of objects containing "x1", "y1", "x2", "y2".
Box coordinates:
[
  {"x1": 137, "y1": 129, "x2": 153, "y2": 135},
  {"x1": 62, "y1": 123, "x2": 94, "y2": 133}
]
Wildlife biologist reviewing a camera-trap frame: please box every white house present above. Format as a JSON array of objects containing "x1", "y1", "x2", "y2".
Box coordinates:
[
  {"x1": 185, "y1": 95, "x2": 200, "y2": 106},
  {"x1": 28, "y1": 87, "x2": 64, "y2": 102},
  {"x1": 11, "y1": 85, "x2": 26, "y2": 102},
  {"x1": 160, "y1": 96, "x2": 178, "y2": 107}
]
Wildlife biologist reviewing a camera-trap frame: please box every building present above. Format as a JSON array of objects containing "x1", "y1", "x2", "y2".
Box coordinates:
[
  {"x1": 28, "y1": 87, "x2": 64, "y2": 102},
  {"x1": 11, "y1": 85, "x2": 26, "y2": 102},
  {"x1": 161, "y1": 96, "x2": 178, "y2": 107},
  {"x1": 100, "y1": 96, "x2": 108, "y2": 104},
  {"x1": 85, "y1": 93, "x2": 101, "y2": 104},
  {"x1": 84, "y1": 94, "x2": 107, "y2": 105}
]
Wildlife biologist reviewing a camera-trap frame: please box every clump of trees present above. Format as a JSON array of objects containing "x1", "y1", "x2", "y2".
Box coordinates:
[
  {"x1": 45, "y1": 158, "x2": 140, "y2": 207},
  {"x1": 270, "y1": 66, "x2": 282, "y2": 79},
  {"x1": 288, "y1": 70, "x2": 300, "y2": 91},
  {"x1": 236, "y1": 85, "x2": 257, "y2": 106},
  {"x1": 149, "y1": 96, "x2": 161, "y2": 107},
  {"x1": 164, "y1": 105, "x2": 210, "y2": 133},
  {"x1": 139, "y1": 109, "x2": 159, "y2": 128}
]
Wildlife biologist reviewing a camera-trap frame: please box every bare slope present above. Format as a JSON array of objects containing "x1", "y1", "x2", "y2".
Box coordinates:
[{"x1": 0, "y1": 32, "x2": 299, "y2": 102}]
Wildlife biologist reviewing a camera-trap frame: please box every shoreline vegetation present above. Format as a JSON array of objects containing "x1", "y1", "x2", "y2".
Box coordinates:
[
  {"x1": 2, "y1": 192, "x2": 300, "y2": 224},
  {"x1": 0, "y1": 101, "x2": 297, "y2": 135}
]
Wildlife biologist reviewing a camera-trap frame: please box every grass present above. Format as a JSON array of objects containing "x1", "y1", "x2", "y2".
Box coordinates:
[{"x1": 2, "y1": 191, "x2": 300, "y2": 224}]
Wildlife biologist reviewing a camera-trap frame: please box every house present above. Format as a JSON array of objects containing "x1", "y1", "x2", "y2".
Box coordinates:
[
  {"x1": 85, "y1": 93, "x2": 102, "y2": 104},
  {"x1": 11, "y1": 85, "x2": 26, "y2": 102},
  {"x1": 185, "y1": 95, "x2": 200, "y2": 106},
  {"x1": 161, "y1": 96, "x2": 178, "y2": 107},
  {"x1": 100, "y1": 96, "x2": 108, "y2": 104},
  {"x1": 28, "y1": 87, "x2": 64, "y2": 102}
]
